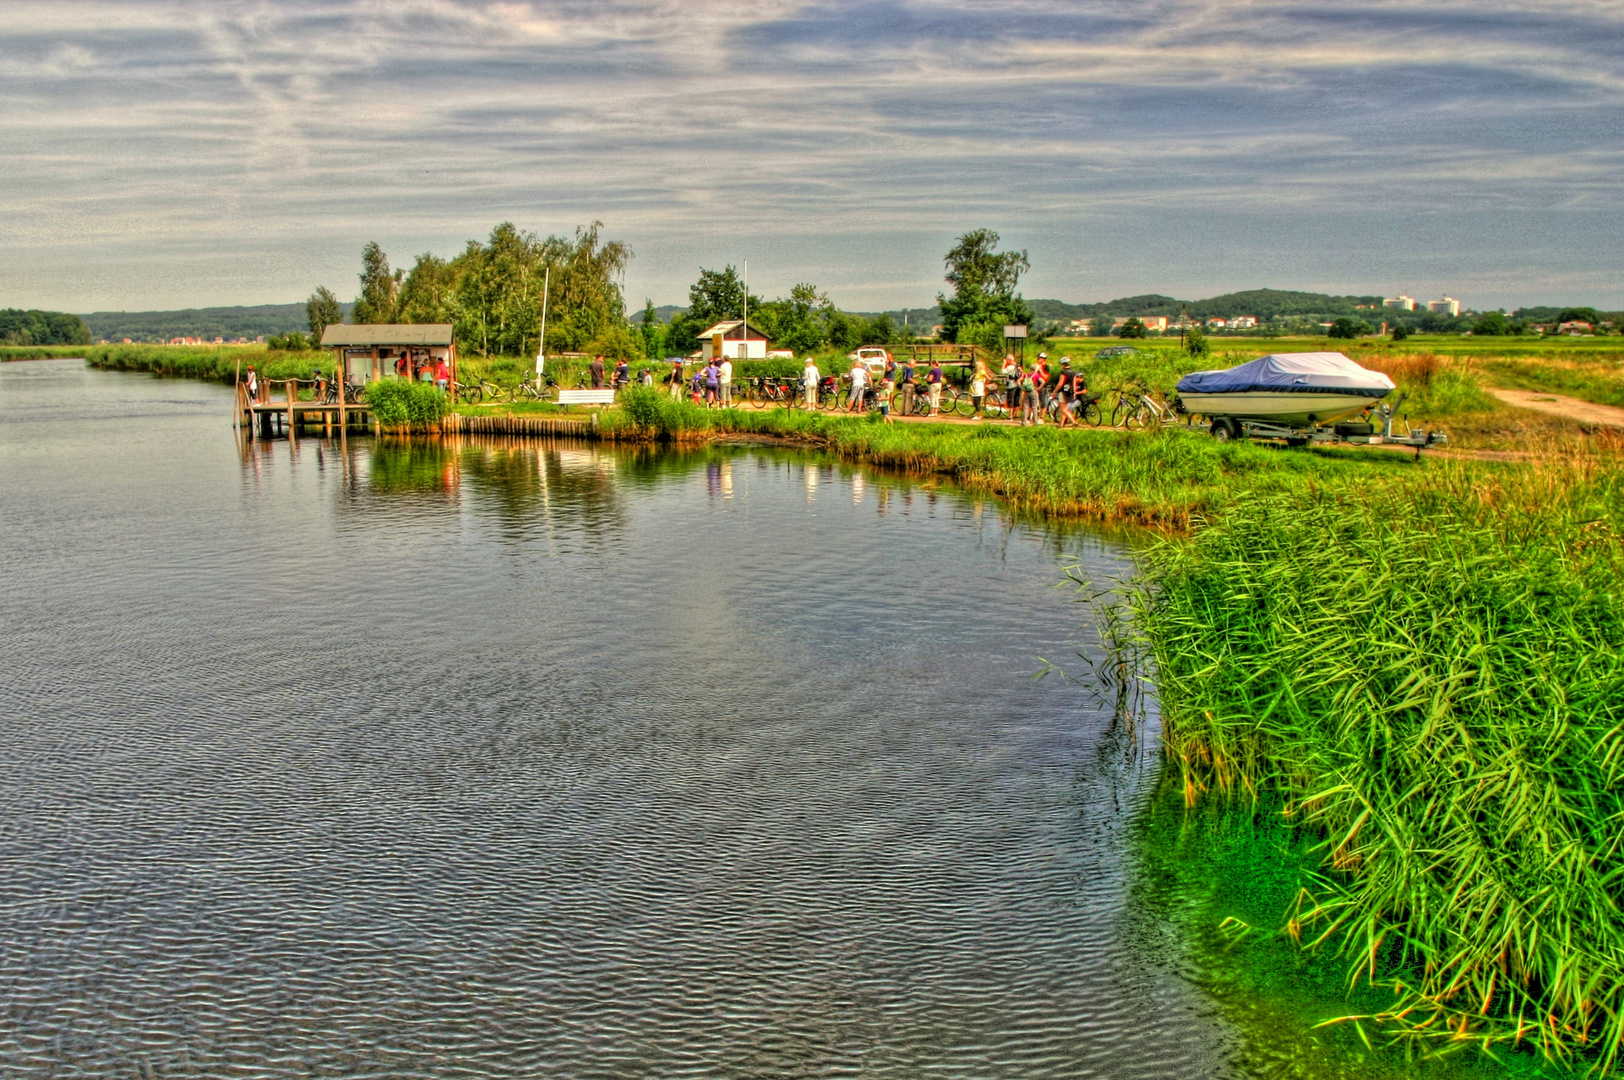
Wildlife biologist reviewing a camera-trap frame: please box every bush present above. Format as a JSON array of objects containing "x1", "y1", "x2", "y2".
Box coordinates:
[
  {"x1": 267, "y1": 332, "x2": 310, "y2": 351},
  {"x1": 612, "y1": 385, "x2": 714, "y2": 438},
  {"x1": 365, "y1": 378, "x2": 447, "y2": 427},
  {"x1": 1327, "y1": 317, "x2": 1370, "y2": 339}
]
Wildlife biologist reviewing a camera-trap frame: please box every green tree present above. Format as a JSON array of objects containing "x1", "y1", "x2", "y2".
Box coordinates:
[
  {"x1": 306, "y1": 286, "x2": 342, "y2": 342},
  {"x1": 1183, "y1": 324, "x2": 1209, "y2": 358},
  {"x1": 638, "y1": 299, "x2": 668, "y2": 360},
  {"x1": 1555, "y1": 307, "x2": 1601, "y2": 326},
  {"x1": 666, "y1": 265, "x2": 759, "y2": 355},
  {"x1": 352, "y1": 241, "x2": 402, "y2": 323},
  {"x1": 936, "y1": 229, "x2": 1034, "y2": 343},
  {"x1": 397, "y1": 254, "x2": 457, "y2": 325},
  {"x1": 1327, "y1": 317, "x2": 1370, "y2": 339},
  {"x1": 0, "y1": 309, "x2": 90, "y2": 345},
  {"x1": 1117, "y1": 317, "x2": 1148, "y2": 339},
  {"x1": 1471, "y1": 311, "x2": 1509, "y2": 336},
  {"x1": 1390, "y1": 322, "x2": 1410, "y2": 341},
  {"x1": 755, "y1": 282, "x2": 831, "y2": 356}
]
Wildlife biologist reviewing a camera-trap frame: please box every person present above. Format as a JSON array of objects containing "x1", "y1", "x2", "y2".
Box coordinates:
[
  {"x1": 879, "y1": 365, "x2": 896, "y2": 421},
  {"x1": 848, "y1": 356, "x2": 868, "y2": 411},
  {"x1": 1033, "y1": 352, "x2": 1050, "y2": 419},
  {"x1": 1001, "y1": 354, "x2": 1021, "y2": 419},
  {"x1": 703, "y1": 359, "x2": 720, "y2": 406},
  {"x1": 884, "y1": 355, "x2": 897, "y2": 387},
  {"x1": 589, "y1": 354, "x2": 606, "y2": 389},
  {"x1": 245, "y1": 365, "x2": 259, "y2": 404},
  {"x1": 802, "y1": 356, "x2": 820, "y2": 410},
  {"x1": 434, "y1": 356, "x2": 451, "y2": 391},
  {"x1": 718, "y1": 355, "x2": 733, "y2": 407},
  {"x1": 1053, "y1": 358, "x2": 1076, "y2": 427},
  {"x1": 395, "y1": 353, "x2": 409, "y2": 379},
  {"x1": 613, "y1": 358, "x2": 629, "y2": 389},
  {"x1": 639, "y1": 366, "x2": 654, "y2": 387},
  {"x1": 898, "y1": 358, "x2": 916, "y2": 417},
  {"x1": 312, "y1": 366, "x2": 327, "y2": 402},
  {"x1": 969, "y1": 363, "x2": 987, "y2": 419},
  {"x1": 668, "y1": 358, "x2": 684, "y2": 399},
  {"x1": 926, "y1": 360, "x2": 944, "y2": 416},
  {"x1": 1020, "y1": 364, "x2": 1040, "y2": 426}
]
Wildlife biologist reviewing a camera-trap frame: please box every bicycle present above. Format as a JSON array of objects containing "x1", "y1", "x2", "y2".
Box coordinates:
[
  {"x1": 508, "y1": 375, "x2": 558, "y2": 403},
  {"x1": 455, "y1": 376, "x2": 502, "y2": 404},
  {"x1": 1045, "y1": 390, "x2": 1104, "y2": 426},
  {"x1": 1109, "y1": 385, "x2": 1171, "y2": 429},
  {"x1": 322, "y1": 379, "x2": 366, "y2": 405}
]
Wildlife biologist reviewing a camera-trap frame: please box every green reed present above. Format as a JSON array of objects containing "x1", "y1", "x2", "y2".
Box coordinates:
[{"x1": 1134, "y1": 454, "x2": 1624, "y2": 1068}]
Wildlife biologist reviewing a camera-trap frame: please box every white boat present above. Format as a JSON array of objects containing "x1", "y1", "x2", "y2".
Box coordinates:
[{"x1": 1175, "y1": 352, "x2": 1394, "y2": 427}]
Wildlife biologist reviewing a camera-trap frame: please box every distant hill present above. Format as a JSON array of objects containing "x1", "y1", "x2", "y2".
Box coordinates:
[
  {"x1": 1031, "y1": 289, "x2": 1383, "y2": 322},
  {"x1": 81, "y1": 303, "x2": 351, "y2": 343}
]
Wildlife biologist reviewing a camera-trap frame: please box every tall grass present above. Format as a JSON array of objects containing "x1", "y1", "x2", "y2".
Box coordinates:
[
  {"x1": 1133, "y1": 448, "x2": 1624, "y2": 1067},
  {"x1": 365, "y1": 379, "x2": 448, "y2": 427}
]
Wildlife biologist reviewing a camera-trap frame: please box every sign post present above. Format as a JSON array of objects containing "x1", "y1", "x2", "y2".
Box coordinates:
[{"x1": 1003, "y1": 324, "x2": 1028, "y2": 366}]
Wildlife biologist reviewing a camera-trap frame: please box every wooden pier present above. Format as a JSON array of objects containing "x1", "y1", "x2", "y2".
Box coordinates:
[{"x1": 237, "y1": 380, "x2": 371, "y2": 439}]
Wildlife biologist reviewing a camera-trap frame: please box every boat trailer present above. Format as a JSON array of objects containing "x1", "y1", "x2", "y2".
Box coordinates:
[{"x1": 1195, "y1": 393, "x2": 1447, "y2": 451}]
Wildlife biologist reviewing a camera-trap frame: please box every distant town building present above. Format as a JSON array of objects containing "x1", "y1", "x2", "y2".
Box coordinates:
[
  {"x1": 1228, "y1": 316, "x2": 1258, "y2": 329},
  {"x1": 1066, "y1": 319, "x2": 1092, "y2": 334},
  {"x1": 1139, "y1": 316, "x2": 1169, "y2": 332},
  {"x1": 696, "y1": 319, "x2": 771, "y2": 360},
  {"x1": 1205, "y1": 318, "x2": 1227, "y2": 329},
  {"x1": 1427, "y1": 297, "x2": 1460, "y2": 317},
  {"x1": 1558, "y1": 321, "x2": 1594, "y2": 335},
  {"x1": 1383, "y1": 296, "x2": 1417, "y2": 311}
]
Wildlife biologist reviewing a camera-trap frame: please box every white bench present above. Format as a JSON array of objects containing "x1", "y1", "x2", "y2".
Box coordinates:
[{"x1": 556, "y1": 389, "x2": 617, "y2": 406}]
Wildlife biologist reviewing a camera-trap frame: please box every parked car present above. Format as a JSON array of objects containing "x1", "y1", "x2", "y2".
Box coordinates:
[
  {"x1": 848, "y1": 346, "x2": 891, "y2": 378},
  {"x1": 1094, "y1": 346, "x2": 1138, "y2": 358}
]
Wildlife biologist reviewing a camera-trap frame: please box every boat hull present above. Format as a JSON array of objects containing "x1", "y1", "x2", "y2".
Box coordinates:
[{"x1": 1178, "y1": 391, "x2": 1377, "y2": 427}]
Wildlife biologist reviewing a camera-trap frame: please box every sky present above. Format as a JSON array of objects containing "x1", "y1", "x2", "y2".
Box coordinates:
[{"x1": 1, "y1": 0, "x2": 1621, "y2": 314}]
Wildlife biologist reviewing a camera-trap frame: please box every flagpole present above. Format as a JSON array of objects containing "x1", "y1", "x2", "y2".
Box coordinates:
[
  {"x1": 742, "y1": 259, "x2": 748, "y2": 361},
  {"x1": 537, "y1": 266, "x2": 550, "y2": 380}
]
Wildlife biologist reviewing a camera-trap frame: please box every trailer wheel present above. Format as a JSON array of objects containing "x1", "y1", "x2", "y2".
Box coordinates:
[{"x1": 1210, "y1": 418, "x2": 1236, "y2": 442}]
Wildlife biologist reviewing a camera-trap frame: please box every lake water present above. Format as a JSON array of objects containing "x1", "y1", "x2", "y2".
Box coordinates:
[{"x1": 0, "y1": 359, "x2": 1234, "y2": 1078}]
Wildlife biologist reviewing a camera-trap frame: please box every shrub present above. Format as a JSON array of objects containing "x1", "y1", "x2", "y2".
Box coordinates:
[
  {"x1": 365, "y1": 378, "x2": 447, "y2": 427},
  {"x1": 611, "y1": 385, "x2": 714, "y2": 438}
]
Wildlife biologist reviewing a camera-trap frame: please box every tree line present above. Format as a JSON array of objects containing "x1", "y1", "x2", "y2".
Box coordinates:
[
  {"x1": 307, "y1": 224, "x2": 1039, "y2": 360},
  {"x1": 0, "y1": 309, "x2": 91, "y2": 346}
]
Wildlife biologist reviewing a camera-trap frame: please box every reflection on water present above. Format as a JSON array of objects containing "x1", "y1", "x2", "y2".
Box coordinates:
[{"x1": 0, "y1": 360, "x2": 1233, "y2": 1078}]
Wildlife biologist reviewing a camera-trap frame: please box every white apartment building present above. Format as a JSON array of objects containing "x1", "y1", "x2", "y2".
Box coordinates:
[
  {"x1": 1383, "y1": 295, "x2": 1417, "y2": 311},
  {"x1": 1428, "y1": 297, "x2": 1460, "y2": 317}
]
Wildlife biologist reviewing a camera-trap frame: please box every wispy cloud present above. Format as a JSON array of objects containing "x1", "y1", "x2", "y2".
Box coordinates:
[{"x1": 0, "y1": 0, "x2": 1620, "y2": 310}]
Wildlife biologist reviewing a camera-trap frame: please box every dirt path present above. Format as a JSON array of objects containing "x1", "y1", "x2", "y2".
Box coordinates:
[{"x1": 1488, "y1": 389, "x2": 1624, "y2": 429}]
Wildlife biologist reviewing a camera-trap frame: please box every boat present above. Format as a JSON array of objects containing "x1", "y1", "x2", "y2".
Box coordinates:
[{"x1": 1175, "y1": 352, "x2": 1395, "y2": 427}]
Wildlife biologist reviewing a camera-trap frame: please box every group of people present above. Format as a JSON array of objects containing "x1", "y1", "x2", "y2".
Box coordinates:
[
  {"x1": 796, "y1": 351, "x2": 1088, "y2": 426},
  {"x1": 390, "y1": 351, "x2": 452, "y2": 390},
  {"x1": 668, "y1": 355, "x2": 734, "y2": 406},
  {"x1": 989, "y1": 352, "x2": 1089, "y2": 426}
]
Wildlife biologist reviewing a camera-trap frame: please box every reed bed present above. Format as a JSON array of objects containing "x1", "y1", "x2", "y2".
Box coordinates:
[{"x1": 1134, "y1": 447, "x2": 1624, "y2": 1068}]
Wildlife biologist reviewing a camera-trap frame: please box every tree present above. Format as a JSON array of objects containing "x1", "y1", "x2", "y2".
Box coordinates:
[
  {"x1": 306, "y1": 286, "x2": 342, "y2": 342},
  {"x1": 665, "y1": 265, "x2": 759, "y2": 356},
  {"x1": 1327, "y1": 317, "x2": 1370, "y2": 339},
  {"x1": 1117, "y1": 317, "x2": 1148, "y2": 339},
  {"x1": 1555, "y1": 307, "x2": 1601, "y2": 326},
  {"x1": 352, "y1": 242, "x2": 402, "y2": 324},
  {"x1": 754, "y1": 282, "x2": 831, "y2": 356},
  {"x1": 0, "y1": 309, "x2": 91, "y2": 345},
  {"x1": 1471, "y1": 311, "x2": 1509, "y2": 336},
  {"x1": 1390, "y1": 322, "x2": 1410, "y2": 341},
  {"x1": 397, "y1": 254, "x2": 457, "y2": 325},
  {"x1": 1183, "y1": 324, "x2": 1209, "y2": 358},
  {"x1": 936, "y1": 229, "x2": 1034, "y2": 343},
  {"x1": 638, "y1": 299, "x2": 667, "y2": 360}
]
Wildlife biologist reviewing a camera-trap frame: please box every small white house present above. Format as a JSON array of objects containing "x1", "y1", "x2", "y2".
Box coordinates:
[{"x1": 698, "y1": 320, "x2": 771, "y2": 360}]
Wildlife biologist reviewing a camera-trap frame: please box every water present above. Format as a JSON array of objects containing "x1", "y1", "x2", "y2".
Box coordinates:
[{"x1": 0, "y1": 359, "x2": 1232, "y2": 1077}]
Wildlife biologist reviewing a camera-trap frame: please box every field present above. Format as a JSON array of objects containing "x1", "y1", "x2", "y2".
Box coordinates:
[{"x1": 11, "y1": 342, "x2": 1624, "y2": 1071}]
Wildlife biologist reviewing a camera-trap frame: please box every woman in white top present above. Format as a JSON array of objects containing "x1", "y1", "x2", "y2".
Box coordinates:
[{"x1": 847, "y1": 360, "x2": 868, "y2": 411}]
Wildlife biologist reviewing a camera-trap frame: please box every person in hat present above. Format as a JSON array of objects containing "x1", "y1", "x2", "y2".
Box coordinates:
[
  {"x1": 1033, "y1": 352, "x2": 1051, "y2": 419},
  {"x1": 1054, "y1": 357, "x2": 1077, "y2": 427},
  {"x1": 1000, "y1": 353, "x2": 1021, "y2": 421}
]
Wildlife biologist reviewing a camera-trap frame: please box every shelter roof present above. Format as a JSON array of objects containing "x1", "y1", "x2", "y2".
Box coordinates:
[
  {"x1": 320, "y1": 324, "x2": 454, "y2": 347},
  {"x1": 697, "y1": 320, "x2": 771, "y2": 340}
]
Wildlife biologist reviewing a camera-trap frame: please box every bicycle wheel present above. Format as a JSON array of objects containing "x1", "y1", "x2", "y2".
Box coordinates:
[
  {"x1": 1110, "y1": 395, "x2": 1132, "y2": 428},
  {"x1": 1080, "y1": 400, "x2": 1103, "y2": 426},
  {"x1": 936, "y1": 386, "x2": 957, "y2": 416}
]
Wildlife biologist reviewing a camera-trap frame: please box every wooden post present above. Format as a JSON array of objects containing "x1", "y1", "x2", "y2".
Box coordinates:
[
  {"x1": 286, "y1": 380, "x2": 297, "y2": 439},
  {"x1": 233, "y1": 352, "x2": 243, "y2": 427},
  {"x1": 336, "y1": 347, "x2": 348, "y2": 432}
]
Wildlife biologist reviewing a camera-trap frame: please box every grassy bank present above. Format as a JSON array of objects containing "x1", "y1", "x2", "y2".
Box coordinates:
[{"x1": 1129, "y1": 445, "x2": 1624, "y2": 1071}]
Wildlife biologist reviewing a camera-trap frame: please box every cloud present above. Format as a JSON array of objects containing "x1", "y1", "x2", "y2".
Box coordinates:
[{"x1": 0, "y1": 0, "x2": 1620, "y2": 311}]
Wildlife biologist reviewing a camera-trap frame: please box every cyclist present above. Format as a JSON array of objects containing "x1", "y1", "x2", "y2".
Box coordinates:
[
  {"x1": 969, "y1": 362, "x2": 987, "y2": 419},
  {"x1": 668, "y1": 357, "x2": 684, "y2": 399},
  {"x1": 1019, "y1": 364, "x2": 1040, "y2": 426},
  {"x1": 1032, "y1": 352, "x2": 1050, "y2": 418},
  {"x1": 802, "y1": 356, "x2": 819, "y2": 410},
  {"x1": 312, "y1": 367, "x2": 327, "y2": 402},
  {"x1": 898, "y1": 358, "x2": 916, "y2": 416},
  {"x1": 1054, "y1": 358, "x2": 1077, "y2": 427},
  {"x1": 847, "y1": 355, "x2": 868, "y2": 411},
  {"x1": 926, "y1": 360, "x2": 944, "y2": 416},
  {"x1": 1001, "y1": 354, "x2": 1021, "y2": 420},
  {"x1": 613, "y1": 358, "x2": 630, "y2": 390}
]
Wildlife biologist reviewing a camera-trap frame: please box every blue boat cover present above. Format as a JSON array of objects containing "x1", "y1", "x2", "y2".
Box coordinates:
[{"x1": 1176, "y1": 352, "x2": 1395, "y2": 397}]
